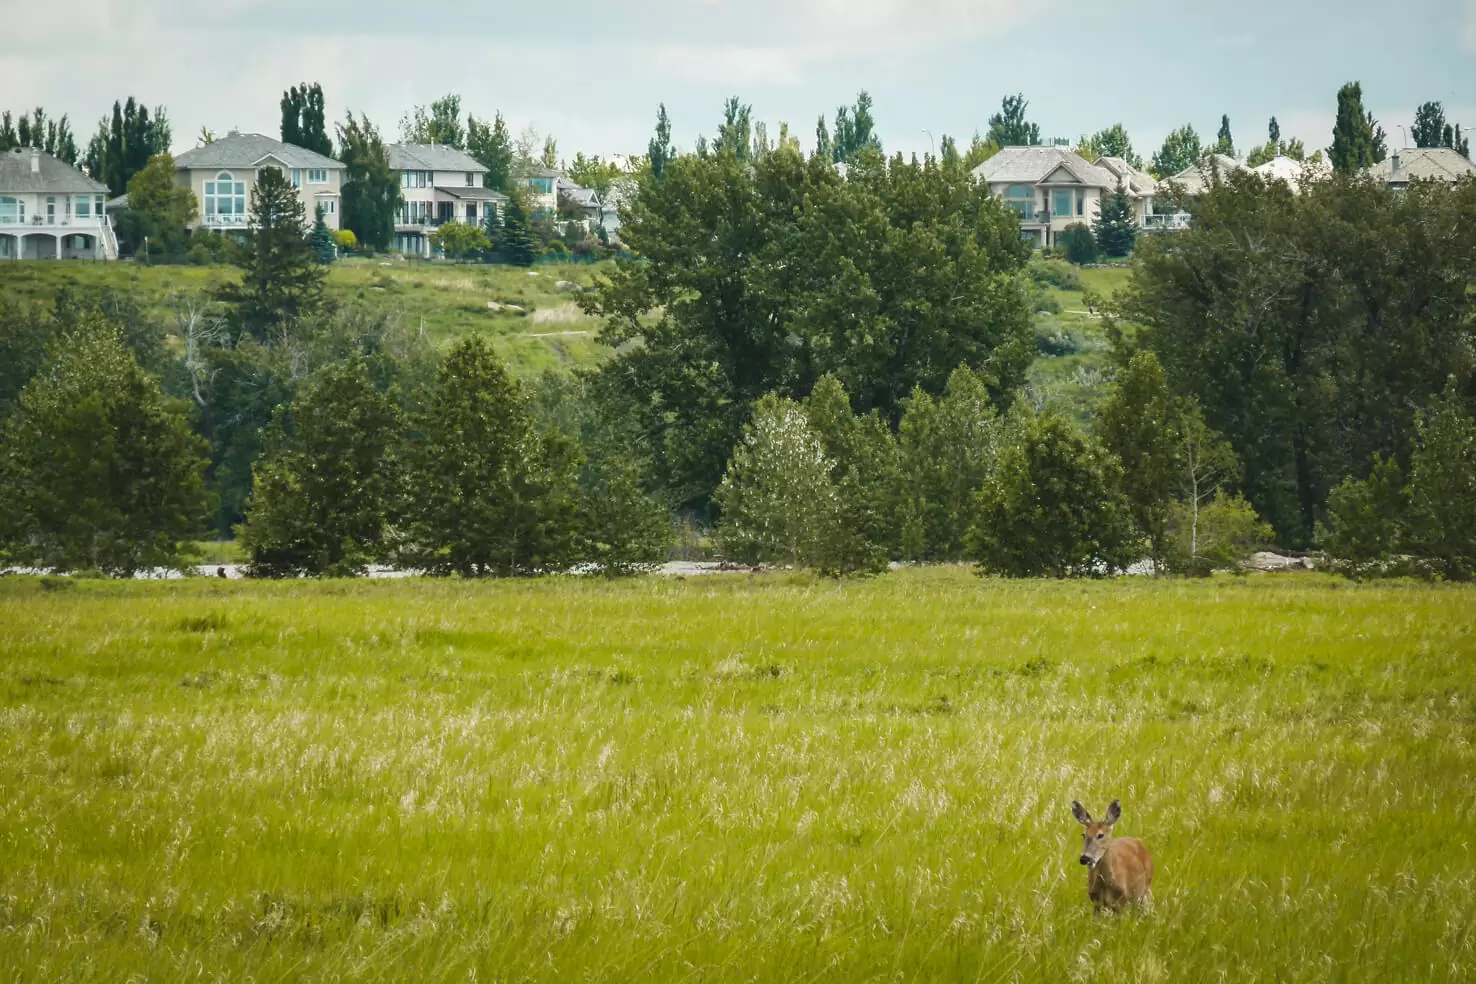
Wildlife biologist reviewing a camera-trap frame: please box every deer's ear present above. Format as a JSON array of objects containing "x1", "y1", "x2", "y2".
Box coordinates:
[
  {"x1": 1104, "y1": 799, "x2": 1121, "y2": 825},
  {"x1": 1071, "y1": 801, "x2": 1092, "y2": 825}
]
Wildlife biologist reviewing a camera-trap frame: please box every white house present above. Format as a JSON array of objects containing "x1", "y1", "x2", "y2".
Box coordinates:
[
  {"x1": 1367, "y1": 147, "x2": 1476, "y2": 190},
  {"x1": 172, "y1": 131, "x2": 345, "y2": 232},
  {"x1": 0, "y1": 147, "x2": 116, "y2": 260},
  {"x1": 1252, "y1": 154, "x2": 1332, "y2": 190},
  {"x1": 387, "y1": 143, "x2": 508, "y2": 257},
  {"x1": 510, "y1": 166, "x2": 561, "y2": 216},
  {"x1": 972, "y1": 147, "x2": 1162, "y2": 247}
]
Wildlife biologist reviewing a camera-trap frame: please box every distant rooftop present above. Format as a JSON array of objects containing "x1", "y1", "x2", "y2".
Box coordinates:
[{"x1": 174, "y1": 132, "x2": 343, "y2": 171}]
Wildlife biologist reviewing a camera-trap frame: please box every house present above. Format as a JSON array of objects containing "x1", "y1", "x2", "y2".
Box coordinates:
[
  {"x1": 510, "y1": 167, "x2": 561, "y2": 216},
  {"x1": 1252, "y1": 154, "x2": 1332, "y2": 189},
  {"x1": 387, "y1": 143, "x2": 508, "y2": 258},
  {"x1": 1094, "y1": 156, "x2": 1165, "y2": 227},
  {"x1": 1368, "y1": 147, "x2": 1476, "y2": 190},
  {"x1": 1161, "y1": 153, "x2": 1247, "y2": 196},
  {"x1": 972, "y1": 147, "x2": 1161, "y2": 247},
  {"x1": 0, "y1": 147, "x2": 116, "y2": 260},
  {"x1": 172, "y1": 131, "x2": 345, "y2": 233},
  {"x1": 555, "y1": 176, "x2": 623, "y2": 240}
]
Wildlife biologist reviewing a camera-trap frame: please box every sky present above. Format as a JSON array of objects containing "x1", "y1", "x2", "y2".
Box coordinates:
[{"x1": 3, "y1": 0, "x2": 1474, "y2": 165}]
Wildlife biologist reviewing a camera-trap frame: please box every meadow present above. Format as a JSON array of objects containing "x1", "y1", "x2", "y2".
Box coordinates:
[{"x1": 1, "y1": 568, "x2": 1473, "y2": 981}]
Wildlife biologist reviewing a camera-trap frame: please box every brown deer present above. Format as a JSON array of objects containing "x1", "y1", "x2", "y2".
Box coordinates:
[{"x1": 1071, "y1": 799, "x2": 1153, "y2": 911}]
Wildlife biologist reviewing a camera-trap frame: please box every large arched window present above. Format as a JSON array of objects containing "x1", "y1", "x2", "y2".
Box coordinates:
[
  {"x1": 204, "y1": 171, "x2": 246, "y2": 224},
  {"x1": 0, "y1": 196, "x2": 23, "y2": 224}
]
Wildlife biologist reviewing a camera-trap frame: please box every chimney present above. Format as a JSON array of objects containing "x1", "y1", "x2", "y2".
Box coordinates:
[
  {"x1": 1391, "y1": 151, "x2": 1401, "y2": 173},
  {"x1": 29, "y1": 149, "x2": 40, "y2": 174}
]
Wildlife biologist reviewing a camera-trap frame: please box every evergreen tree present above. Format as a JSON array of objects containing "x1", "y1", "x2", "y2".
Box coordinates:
[
  {"x1": 310, "y1": 204, "x2": 337, "y2": 264},
  {"x1": 716, "y1": 97, "x2": 752, "y2": 161},
  {"x1": 1094, "y1": 179, "x2": 1137, "y2": 257},
  {"x1": 814, "y1": 115, "x2": 833, "y2": 162},
  {"x1": 969, "y1": 406, "x2": 1140, "y2": 578},
  {"x1": 0, "y1": 318, "x2": 210, "y2": 576},
  {"x1": 648, "y1": 103, "x2": 674, "y2": 181},
  {"x1": 1268, "y1": 116, "x2": 1281, "y2": 146},
  {"x1": 1151, "y1": 124, "x2": 1202, "y2": 178},
  {"x1": 280, "y1": 83, "x2": 331, "y2": 156},
  {"x1": 1058, "y1": 223, "x2": 1099, "y2": 264},
  {"x1": 404, "y1": 337, "x2": 572, "y2": 576},
  {"x1": 467, "y1": 111, "x2": 514, "y2": 190},
  {"x1": 498, "y1": 192, "x2": 537, "y2": 266},
  {"x1": 1329, "y1": 81, "x2": 1387, "y2": 173},
  {"x1": 1214, "y1": 114, "x2": 1235, "y2": 157},
  {"x1": 216, "y1": 166, "x2": 325, "y2": 341},
  {"x1": 336, "y1": 112, "x2": 400, "y2": 252},
  {"x1": 987, "y1": 93, "x2": 1040, "y2": 147},
  {"x1": 84, "y1": 98, "x2": 170, "y2": 197},
  {"x1": 240, "y1": 357, "x2": 402, "y2": 577},
  {"x1": 120, "y1": 153, "x2": 197, "y2": 255}
]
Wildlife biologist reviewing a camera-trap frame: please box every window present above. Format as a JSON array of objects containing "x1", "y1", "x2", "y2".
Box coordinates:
[
  {"x1": 323, "y1": 199, "x2": 336, "y2": 214},
  {"x1": 0, "y1": 197, "x2": 22, "y2": 224},
  {"x1": 307, "y1": 168, "x2": 328, "y2": 184},
  {"x1": 291, "y1": 169, "x2": 302, "y2": 187},
  {"x1": 96, "y1": 196, "x2": 105, "y2": 216},
  {"x1": 466, "y1": 172, "x2": 474, "y2": 186},
  {"x1": 75, "y1": 196, "x2": 91, "y2": 218},
  {"x1": 400, "y1": 170, "x2": 427, "y2": 189},
  {"x1": 1051, "y1": 189, "x2": 1075, "y2": 220},
  {"x1": 1003, "y1": 184, "x2": 1035, "y2": 220},
  {"x1": 204, "y1": 171, "x2": 247, "y2": 221},
  {"x1": 466, "y1": 203, "x2": 476, "y2": 221},
  {"x1": 1077, "y1": 188, "x2": 1086, "y2": 216}
]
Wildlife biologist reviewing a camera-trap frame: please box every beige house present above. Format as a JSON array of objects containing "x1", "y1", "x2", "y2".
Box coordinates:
[
  {"x1": 387, "y1": 143, "x2": 507, "y2": 257},
  {"x1": 972, "y1": 147, "x2": 1163, "y2": 247},
  {"x1": 172, "y1": 131, "x2": 345, "y2": 232},
  {"x1": 510, "y1": 166, "x2": 561, "y2": 216},
  {"x1": 1368, "y1": 147, "x2": 1476, "y2": 190},
  {"x1": 0, "y1": 147, "x2": 116, "y2": 260}
]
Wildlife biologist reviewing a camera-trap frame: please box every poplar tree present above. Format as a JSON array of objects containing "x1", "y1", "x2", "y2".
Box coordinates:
[{"x1": 1329, "y1": 82, "x2": 1386, "y2": 173}]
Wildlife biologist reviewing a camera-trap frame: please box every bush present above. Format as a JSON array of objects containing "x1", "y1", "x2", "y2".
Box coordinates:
[
  {"x1": 1405, "y1": 381, "x2": 1476, "y2": 581},
  {"x1": 1323, "y1": 455, "x2": 1407, "y2": 578},
  {"x1": 1058, "y1": 223, "x2": 1099, "y2": 265},
  {"x1": 1027, "y1": 259, "x2": 1081, "y2": 291},
  {"x1": 335, "y1": 229, "x2": 358, "y2": 251},
  {"x1": 1033, "y1": 317, "x2": 1081, "y2": 356},
  {"x1": 969, "y1": 407, "x2": 1140, "y2": 577},
  {"x1": 1164, "y1": 491, "x2": 1272, "y2": 575}
]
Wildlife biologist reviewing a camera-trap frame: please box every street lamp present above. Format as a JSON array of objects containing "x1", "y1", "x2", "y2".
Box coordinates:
[{"x1": 920, "y1": 128, "x2": 935, "y2": 158}]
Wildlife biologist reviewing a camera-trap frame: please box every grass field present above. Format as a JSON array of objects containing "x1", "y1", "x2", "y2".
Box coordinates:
[
  {"x1": 0, "y1": 258, "x2": 614, "y2": 377},
  {"x1": 2, "y1": 569, "x2": 1473, "y2": 981},
  {"x1": 1028, "y1": 264, "x2": 1132, "y2": 421}
]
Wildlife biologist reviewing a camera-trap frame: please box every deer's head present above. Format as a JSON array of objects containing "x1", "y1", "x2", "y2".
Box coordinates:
[{"x1": 1072, "y1": 799, "x2": 1121, "y2": 868}]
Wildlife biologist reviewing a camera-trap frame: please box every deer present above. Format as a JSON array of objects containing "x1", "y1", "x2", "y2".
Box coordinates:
[{"x1": 1071, "y1": 799, "x2": 1153, "y2": 912}]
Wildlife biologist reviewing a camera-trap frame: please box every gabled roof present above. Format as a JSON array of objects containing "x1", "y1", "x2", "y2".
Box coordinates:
[
  {"x1": 1166, "y1": 153, "x2": 1248, "y2": 195},
  {"x1": 173, "y1": 132, "x2": 342, "y2": 171},
  {"x1": 1252, "y1": 154, "x2": 1332, "y2": 187},
  {"x1": 972, "y1": 146, "x2": 1118, "y2": 190},
  {"x1": 0, "y1": 148, "x2": 109, "y2": 194},
  {"x1": 386, "y1": 143, "x2": 487, "y2": 173},
  {"x1": 1094, "y1": 156, "x2": 1160, "y2": 196},
  {"x1": 1368, "y1": 147, "x2": 1476, "y2": 184},
  {"x1": 514, "y1": 166, "x2": 563, "y2": 180}
]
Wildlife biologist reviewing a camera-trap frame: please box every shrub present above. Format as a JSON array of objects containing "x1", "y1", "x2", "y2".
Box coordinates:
[
  {"x1": 1027, "y1": 259, "x2": 1081, "y2": 291},
  {"x1": 1033, "y1": 318, "x2": 1080, "y2": 356},
  {"x1": 1164, "y1": 491, "x2": 1273, "y2": 575},
  {"x1": 1405, "y1": 381, "x2": 1476, "y2": 581},
  {"x1": 1323, "y1": 455, "x2": 1407, "y2": 578},
  {"x1": 1058, "y1": 223, "x2": 1099, "y2": 265},
  {"x1": 335, "y1": 229, "x2": 358, "y2": 251}
]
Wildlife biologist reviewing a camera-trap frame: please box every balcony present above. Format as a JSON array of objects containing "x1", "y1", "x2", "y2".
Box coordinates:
[
  {"x1": 203, "y1": 214, "x2": 249, "y2": 228},
  {"x1": 1143, "y1": 213, "x2": 1191, "y2": 231},
  {"x1": 0, "y1": 214, "x2": 110, "y2": 229}
]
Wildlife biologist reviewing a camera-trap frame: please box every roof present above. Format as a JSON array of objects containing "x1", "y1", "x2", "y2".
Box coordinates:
[
  {"x1": 386, "y1": 143, "x2": 487, "y2": 173},
  {"x1": 173, "y1": 132, "x2": 343, "y2": 171},
  {"x1": 515, "y1": 166, "x2": 563, "y2": 180},
  {"x1": 1368, "y1": 147, "x2": 1476, "y2": 184},
  {"x1": 1094, "y1": 156, "x2": 1160, "y2": 196},
  {"x1": 1252, "y1": 155, "x2": 1332, "y2": 187},
  {"x1": 439, "y1": 186, "x2": 509, "y2": 202},
  {"x1": 0, "y1": 148, "x2": 109, "y2": 194},
  {"x1": 1166, "y1": 154, "x2": 1248, "y2": 195},
  {"x1": 972, "y1": 146, "x2": 1119, "y2": 190}
]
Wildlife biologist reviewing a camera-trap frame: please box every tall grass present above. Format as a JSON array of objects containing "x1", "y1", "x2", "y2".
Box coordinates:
[{"x1": 0, "y1": 569, "x2": 1472, "y2": 981}]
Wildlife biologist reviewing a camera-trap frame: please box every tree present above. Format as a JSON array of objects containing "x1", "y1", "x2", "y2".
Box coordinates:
[
  {"x1": 404, "y1": 337, "x2": 573, "y2": 576},
  {"x1": 215, "y1": 166, "x2": 324, "y2": 341},
  {"x1": 987, "y1": 93, "x2": 1040, "y2": 147},
  {"x1": 1329, "y1": 81, "x2": 1387, "y2": 174},
  {"x1": 1165, "y1": 398, "x2": 1240, "y2": 569},
  {"x1": 2, "y1": 108, "x2": 78, "y2": 164},
  {"x1": 399, "y1": 94, "x2": 465, "y2": 148},
  {"x1": 1214, "y1": 114, "x2": 1235, "y2": 157},
  {"x1": 1151, "y1": 125, "x2": 1202, "y2": 178},
  {"x1": 429, "y1": 220, "x2": 490, "y2": 259},
  {"x1": 1056, "y1": 222, "x2": 1097, "y2": 264},
  {"x1": 647, "y1": 103, "x2": 674, "y2": 182},
  {"x1": 1405, "y1": 380, "x2": 1476, "y2": 581},
  {"x1": 83, "y1": 98, "x2": 170, "y2": 197},
  {"x1": 805, "y1": 374, "x2": 902, "y2": 573},
  {"x1": 830, "y1": 91, "x2": 882, "y2": 164},
  {"x1": 310, "y1": 205, "x2": 337, "y2": 264},
  {"x1": 0, "y1": 318, "x2": 209, "y2": 575},
  {"x1": 969, "y1": 407, "x2": 1139, "y2": 578},
  {"x1": 716, "y1": 394, "x2": 841, "y2": 567},
  {"x1": 1324, "y1": 455, "x2": 1407, "y2": 578},
  {"x1": 337, "y1": 112, "x2": 400, "y2": 252},
  {"x1": 1094, "y1": 180, "x2": 1137, "y2": 257},
  {"x1": 540, "y1": 135, "x2": 559, "y2": 169},
  {"x1": 1412, "y1": 101, "x2": 1446, "y2": 148},
  {"x1": 122, "y1": 153, "x2": 197, "y2": 254},
  {"x1": 467, "y1": 112, "x2": 514, "y2": 191},
  {"x1": 1078, "y1": 123, "x2": 1141, "y2": 169},
  {"x1": 814, "y1": 115, "x2": 833, "y2": 162},
  {"x1": 1269, "y1": 117, "x2": 1281, "y2": 146},
  {"x1": 498, "y1": 192, "x2": 537, "y2": 266},
  {"x1": 1099, "y1": 352, "x2": 1179, "y2": 565},
  {"x1": 962, "y1": 133, "x2": 1000, "y2": 170},
  {"x1": 240, "y1": 358, "x2": 402, "y2": 577},
  {"x1": 1165, "y1": 492, "x2": 1271, "y2": 575},
  {"x1": 280, "y1": 83, "x2": 331, "y2": 155},
  {"x1": 585, "y1": 147, "x2": 1034, "y2": 509},
  {"x1": 716, "y1": 97, "x2": 753, "y2": 161}
]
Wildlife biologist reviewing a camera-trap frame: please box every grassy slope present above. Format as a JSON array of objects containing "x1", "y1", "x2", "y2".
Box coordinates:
[
  {"x1": 1, "y1": 570, "x2": 1473, "y2": 981},
  {"x1": 1028, "y1": 264, "x2": 1134, "y2": 423},
  {"x1": 0, "y1": 258, "x2": 615, "y2": 378}
]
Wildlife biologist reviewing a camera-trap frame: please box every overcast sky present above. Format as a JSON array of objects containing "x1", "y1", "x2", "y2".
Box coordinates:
[{"x1": 4, "y1": 0, "x2": 1474, "y2": 164}]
